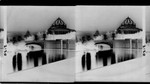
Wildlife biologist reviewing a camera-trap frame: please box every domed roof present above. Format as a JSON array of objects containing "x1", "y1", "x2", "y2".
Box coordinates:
[
  {"x1": 120, "y1": 17, "x2": 136, "y2": 27},
  {"x1": 117, "y1": 17, "x2": 142, "y2": 34},
  {"x1": 50, "y1": 17, "x2": 67, "y2": 28},
  {"x1": 47, "y1": 17, "x2": 75, "y2": 34}
]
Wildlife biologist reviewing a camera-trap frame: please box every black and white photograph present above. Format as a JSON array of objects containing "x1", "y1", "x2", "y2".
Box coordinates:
[
  {"x1": 2, "y1": 6, "x2": 76, "y2": 82},
  {"x1": 1, "y1": 6, "x2": 150, "y2": 82},
  {"x1": 75, "y1": 6, "x2": 146, "y2": 81}
]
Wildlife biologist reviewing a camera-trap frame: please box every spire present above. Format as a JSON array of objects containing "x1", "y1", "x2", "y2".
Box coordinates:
[
  {"x1": 121, "y1": 16, "x2": 136, "y2": 27},
  {"x1": 51, "y1": 17, "x2": 67, "y2": 28},
  {"x1": 117, "y1": 17, "x2": 142, "y2": 34},
  {"x1": 47, "y1": 17, "x2": 75, "y2": 34}
]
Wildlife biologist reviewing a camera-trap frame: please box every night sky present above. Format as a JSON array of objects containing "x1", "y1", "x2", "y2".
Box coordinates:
[
  {"x1": 146, "y1": 6, "x2": 150, "y2": 32},
  {"x1": 7, "y1": 6, "x2": 144, "y2": 35},
  {"x1": 76, "y1": 6, "x2": 143, "y2": 33},
  {"x1": 0, "y1": 7, "x2": 2, "y2": 28},
  {"x1": 7, "y1": 6, "x2": 75, "y2": 33}
]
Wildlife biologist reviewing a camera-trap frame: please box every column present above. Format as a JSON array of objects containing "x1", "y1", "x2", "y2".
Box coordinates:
[
  {"x1": 130, "y1": 39, "x2": 132, "y2": 58},
  {"x1": 60, "y1": 39, "x2": 63, "y2": 58}
]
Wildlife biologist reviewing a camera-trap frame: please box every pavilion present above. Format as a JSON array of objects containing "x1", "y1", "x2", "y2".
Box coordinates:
[
  {"x1": 47, "y1": 17, "x2": 75, "y2": 35},
  {"x1": 115, "y1": 17, "x2": 143, "y2": 56},
  {"x1": 45, "y1": 17, "x2": 76, "y2": 58},
  {"x1": 116, "y1": 17, "x2": 142, "y2": 34}
]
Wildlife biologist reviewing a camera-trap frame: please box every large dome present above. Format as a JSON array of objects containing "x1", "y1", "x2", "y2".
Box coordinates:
[
  {"x1": 121, "y1": 17, "x2": 136, "y2": 26},
  {"x1": 50, "y1": 17, "x2": 67, "y2": 29},
  {"x1": 47, "y1": 17, "x2": 75, "y2": 34},
  {"x1": 117, "y1": 17, "x2": 142, "y2": 34}
]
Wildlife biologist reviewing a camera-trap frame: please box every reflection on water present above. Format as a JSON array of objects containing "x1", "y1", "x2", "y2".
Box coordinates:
[
  {"x1": 114, "y1": 48, "x2": 142, "y2": 62},
  {"x1": 9, "y1": 49, "x2": 75, "y2": 73},
  {"x1": 5, "y1": 39, "x2": 143, "y2": 73},
  {"x1": 113, "y1": 40, "x2": 142, "y2": 62},
  {"x1": 45, "y1": 49, "x2": 75, "y2": 63},
  {"x1": 6, "y1": 40, "x2": 76, "y2": 73},
  {"x1": 76, "y1": 39, "x2": 143, "y2": 73}
]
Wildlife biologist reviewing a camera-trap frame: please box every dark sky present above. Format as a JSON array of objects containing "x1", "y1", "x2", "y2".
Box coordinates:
[
  {"x1": 0, "y1": 7, "x2": 2, "y2": 28},
  {"x1": 7, "y1": 6, "x2": 75, "y2": 32},
  {"x1": 146, "y1": 6, "x2": 150, "y2": 32},
  {"x1": 7, "y1": 6, "x2": 144, "y2": 34},
  {"x1": 76, "y1": 6, "x2": 143, "y2": 33}
]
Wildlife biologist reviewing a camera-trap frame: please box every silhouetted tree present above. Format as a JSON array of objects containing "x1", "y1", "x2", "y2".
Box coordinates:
[
  {"x1": 34, "y1": 34, "x2": 38, "y2": 41},
  {"x1": 94, "y1": 30, "x2": 100, "y2": 37},
  {"x1": 112, "y1": 32, "x2": 116, "y2": 40},
  {"x1": 24, "y1": 30, "x2": 31, "y2": 38},
  {"x1": 81, "y1": 36, "x2": 86, "y2": 43},
  {"x1": 17, "y1": 36, "x2": 23, "y2": 42},
  {"x1": 103, "y1": 34, "x2": 108, "y2": 40},
  {"x1": 12, "y1": 37, "x2": 17, "y2": 44},
  {"x1": 86, "y1": 35, "x2": 92, "y2": 41},
  {"x1": 43, "y1": 33, "x2": 46, "y2": 40}
]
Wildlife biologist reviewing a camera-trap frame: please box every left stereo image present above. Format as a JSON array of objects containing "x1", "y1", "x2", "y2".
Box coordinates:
[{"x1": 1, "y1": 6, "x2": 76, "y2": 82}]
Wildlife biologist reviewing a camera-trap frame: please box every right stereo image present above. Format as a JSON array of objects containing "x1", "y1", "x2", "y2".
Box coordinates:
[{"x1": 75, "y1": 6, "x2": 147, "y2": 82}]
